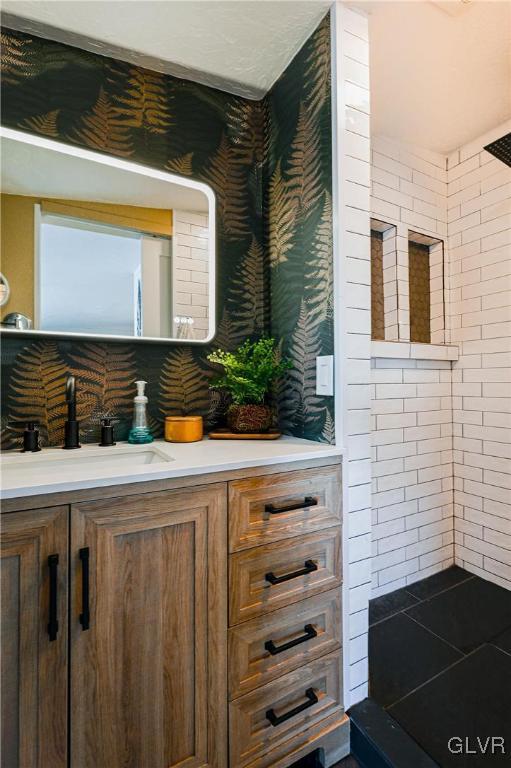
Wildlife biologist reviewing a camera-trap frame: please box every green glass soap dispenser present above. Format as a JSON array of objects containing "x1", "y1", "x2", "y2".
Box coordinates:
[{"x1": 128, "y1": 380, "x2": 154, "y2": 444}]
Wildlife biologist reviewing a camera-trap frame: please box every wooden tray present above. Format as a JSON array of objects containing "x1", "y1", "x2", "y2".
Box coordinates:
[{"x1": 208, "y1": 429, "x2": 282, "y2": 440}]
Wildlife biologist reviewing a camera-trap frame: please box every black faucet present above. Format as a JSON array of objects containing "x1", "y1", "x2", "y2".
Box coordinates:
[{"x1": 63, "y1": 375, "x2": 81, "y2": 449}]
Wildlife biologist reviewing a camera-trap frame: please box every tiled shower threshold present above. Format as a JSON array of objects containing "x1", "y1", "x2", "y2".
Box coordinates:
[{"x1": 365, "y1": 566, "x2": 511, "y2": 767}]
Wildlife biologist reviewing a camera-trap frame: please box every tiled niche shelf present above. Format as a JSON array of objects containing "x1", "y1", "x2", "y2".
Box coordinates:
[{"x1": 371, "y1": 340, "x2": 458, "y2": 361}]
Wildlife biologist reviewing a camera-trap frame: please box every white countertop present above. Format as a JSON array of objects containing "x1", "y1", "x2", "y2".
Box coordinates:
[{"x1": 1, "y1": 437, "x2": 343, "y2": 500}]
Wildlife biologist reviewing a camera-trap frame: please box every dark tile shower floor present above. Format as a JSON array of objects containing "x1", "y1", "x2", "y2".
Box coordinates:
[{"x1": 369, "y1": 566, "x2": 511, "y2": 767}]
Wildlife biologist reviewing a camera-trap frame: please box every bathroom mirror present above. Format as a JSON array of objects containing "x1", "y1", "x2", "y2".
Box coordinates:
[
  {"x1": 0, "y1": 273, "x2": 10, "y2": 307},
  {"x1": 0, "y1": 127, "x2": 216, "y2": 343}
]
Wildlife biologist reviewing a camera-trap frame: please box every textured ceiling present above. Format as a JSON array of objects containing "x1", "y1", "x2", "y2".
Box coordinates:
[
  {"x1": 0, "y1": 0, "x2": 331, "y2": 99},
  {"x1": 3, "y1": 1, "x2": 509, "y2": 151},
  {"x1": 368, "y1": 0, "x2": 511, "y2": 153}
]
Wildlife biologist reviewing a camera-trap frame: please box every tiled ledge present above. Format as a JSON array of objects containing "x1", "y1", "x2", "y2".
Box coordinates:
[{"x1": 371, "y1": 341, "x2": 459, "y2": 361}]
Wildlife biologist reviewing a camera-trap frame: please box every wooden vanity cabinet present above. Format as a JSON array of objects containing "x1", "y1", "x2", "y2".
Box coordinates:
[
  {"x1": 0, "y1": 506, "x2": 68, "y2": 768},
  {"x1": 70, "y1": 484, "x2": 227, "y2": 768},
  {"x1": 1, "y1": 457, "x2": 346, "y2": 768},
  {"x1": 227, "y1": 465, "x2": 346, "y2": 767},
  {"x1": 1, "y1": 485, "x2": 227, "y2": 768}
]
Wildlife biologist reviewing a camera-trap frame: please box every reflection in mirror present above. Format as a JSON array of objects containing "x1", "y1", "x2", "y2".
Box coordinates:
[
  {"x1": 0, "y1": 273, "x2": 10, "y2": 307},
  {"x1": 0, "y1": 127, "x2": 216, "y2": 343}
]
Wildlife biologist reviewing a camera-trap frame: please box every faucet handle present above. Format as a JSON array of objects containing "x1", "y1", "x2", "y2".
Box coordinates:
[
  {"x1": 10, "y1": 421, "x2": 42, "y2": 453},
  {"x1": 99, "y1": 418, "x2": 116, "y2": 447}
]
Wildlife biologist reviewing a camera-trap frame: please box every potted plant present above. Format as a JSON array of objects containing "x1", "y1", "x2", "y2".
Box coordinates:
[{"x1": 207, "y1": 337, "x2": 292, "y2": 433}]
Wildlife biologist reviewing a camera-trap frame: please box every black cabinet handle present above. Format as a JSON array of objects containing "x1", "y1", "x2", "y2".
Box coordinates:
[
  {"x1": 265, "y1": 496, "x2": 317, "y2": 515},
  {"x1": 265, "y1": 624, "x2": 317, "y2": 655},
  {"x1": 47, "y1": 554, "x2": 59, "y2": 641},
  {"x1": 79, "y1": 547, "x2": 90, "y2": 631},
  {"x1": 265, "y1": 559, "x2": 317, "y2": 585},
  {"x1": 266, "y1": 687, "x2": 318, "y2": 727}
]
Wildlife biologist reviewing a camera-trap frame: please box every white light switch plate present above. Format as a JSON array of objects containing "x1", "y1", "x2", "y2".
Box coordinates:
[{"x1": 316, "y1": 355, "x2": 334, "y2": 396}]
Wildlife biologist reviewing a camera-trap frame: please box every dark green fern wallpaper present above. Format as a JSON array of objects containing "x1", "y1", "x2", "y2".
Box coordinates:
[
  {"x1": 265, "y1": 14, "x2": 334, "y2": 442},
  {"x1": 0, "y1": 14, "x2": 333, "y2": 447}
]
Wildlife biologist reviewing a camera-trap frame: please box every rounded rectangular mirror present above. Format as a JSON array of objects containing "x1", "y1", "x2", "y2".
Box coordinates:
[{"x1": 0, "y1": 127, "x2": 216, "y2": 343}]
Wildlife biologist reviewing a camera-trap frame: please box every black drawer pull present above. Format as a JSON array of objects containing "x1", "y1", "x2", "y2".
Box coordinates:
[
  {"x1": 265, "y1": 559, "x2": 317, "y2": 585},
  {"x1": 266, "y1": 687, "x2": 318, "y2": 727},
  {"x1": 79, "y1": 547, "x2": 90, "y2": 631},
  {"x1": 265, "y1": 496, "x2": 318, "y2": 515},
  {"x1": 47, "y1": 554, "x2": 59, "y2": 641},
  {"x1": 265, "y1": 624, "x2": 317, "y2": 655}
]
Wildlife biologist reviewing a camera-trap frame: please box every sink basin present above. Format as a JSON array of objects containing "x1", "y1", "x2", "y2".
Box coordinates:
[{"x1": 1, "y1": 445, "x2": 173, "y2": 474}]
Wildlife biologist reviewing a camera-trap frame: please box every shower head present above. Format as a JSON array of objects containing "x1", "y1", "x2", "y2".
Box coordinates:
[{"x1": 484, "y1": 132, "x2": 511, "y2": 168}]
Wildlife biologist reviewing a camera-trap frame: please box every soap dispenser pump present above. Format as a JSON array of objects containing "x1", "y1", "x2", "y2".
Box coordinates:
[{"x1": 128, "y1": 380, "x2": 154, "y2": 444}]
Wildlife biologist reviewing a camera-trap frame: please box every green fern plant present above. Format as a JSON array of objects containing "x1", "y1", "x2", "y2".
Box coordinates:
[{"x1": 207, "y1": 337, "x2": 291, "y2": 405}]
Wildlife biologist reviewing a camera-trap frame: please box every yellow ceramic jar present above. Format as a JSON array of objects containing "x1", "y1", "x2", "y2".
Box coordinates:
[{"x1": 164, "y1": 416, "x2": 203, "y2": 442}]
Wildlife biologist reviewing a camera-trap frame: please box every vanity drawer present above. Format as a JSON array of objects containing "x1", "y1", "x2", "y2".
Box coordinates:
[
  {"x1": 229, "y1": 588, "x2": 341, "y2": 699},
  {"x1": 229, "y1": 466, "x2": 341, "y2": 552},
  {"x1": 229, "y1": 651, "x2": 343, "y2": 768},
  {"x1": 229, "y1": 527, "x2": 341, "y2": 625}
]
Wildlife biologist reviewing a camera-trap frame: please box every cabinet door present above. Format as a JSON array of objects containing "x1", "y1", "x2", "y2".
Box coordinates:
[
  {"x1": 70, "y1": 484, "x2": 227, "y2": 768},
  {"x1": 1, "y1": 506, "x2": 68, "y2": 768}
]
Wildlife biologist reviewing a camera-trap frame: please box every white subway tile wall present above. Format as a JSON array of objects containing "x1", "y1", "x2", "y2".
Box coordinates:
[
  {"x1": 172, "y1": 210, "x2": 210, "y2": 338},
  {"x1": 337, "y1": 5, "x2": 372, "y2": 705},
  {"x1": 448, "y1": 121, "x2": 511, "y2": 590},
  {"x1": 371, "y1": 134, "x2": 448, "y2": 343},
  {"x1": 370, "y1": 138, "x2": 455, "y2": 595},
  {"x1": 369, "y1": 120, "x2": 511, "y2": 595},
  {"x1": 370, "y1": 357, "x2": 454, "y2": 594}
]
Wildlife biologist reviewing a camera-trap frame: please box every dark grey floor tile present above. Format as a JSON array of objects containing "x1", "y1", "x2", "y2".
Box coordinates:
[
  {"x1": 492, "y1": 626, "x2": 511, "y2": 656},
  {"x1": 332, "y1": 757, "x2": 360, "y2": 768},
  {"x1": 369, "y1": 586, "x2": 420, "y2": 625},
  {"x1": 406, "y1": 575, "x2": 511, "y2": 654},
  {"x1": 349, "y1": 698, "x2": 438, "y2": 768},
  {"x1": 405, "y1": 565, "x2": 472, "y2": 601},
  {"x1": 389, "y1": 645, "x2": 511, "y2": 767},
  {"x1": 369, "y1": 613, "x2": 461, "y2": 708}
]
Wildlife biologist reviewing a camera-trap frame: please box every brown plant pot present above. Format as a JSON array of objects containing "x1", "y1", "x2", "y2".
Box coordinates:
[{"x1": 227, "y1": 404, "x2": 272, "y2": 434}]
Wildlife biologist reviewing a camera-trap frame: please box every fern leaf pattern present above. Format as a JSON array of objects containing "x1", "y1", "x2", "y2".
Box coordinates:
[
  {"x1": 226, "y1": 98, "x2": 265, "y2": 166},
  {"x1": 305, "y1": 191, "x2": 333, "y2": 324},
  {"x1": 304, "y1": 14, "x2": 331, "y2": 118},
  {"x1": 203, "y1": 133, "x2": 249, "y2": 238},
  {"x1": 229, "y1": 236, "x2": 269, "y2": 340},
  {"x1": 206, "y1": 387, "x2": 230, "y2": 430},
  {"x1": 213, "y1": 308, "x2": 236, "y2": 352},
  {"x1": 18, "y1": 109, "x2": 60, "y2": 137},
  {"x1": 320, "y1": 408, "x2": 335, "y2": 445},
  {"x1": 0, "y1": 14, "x2": 333, "y2": 445},
  {"x1": 69, "y1": 343, "x2": 136, "y2": 420},
  {"x1": 7, "y1": 342, "x2": 69, "y2": 447},
  {"x1": 111, "y1": 67, "x2": 172, "y2": 133},
  {"x1": 1, "y1": 31, "x2": 33, "y2": 85},
  {"x1": 276, "y1": 302, "x2": 324, "y2": 436},
  {"x1": 265, "y1": 14, "x2": 333, "y2": 440},
  {"x1": 292, "y1": 301, "x2": 323, "y2": 416},
  {"x1": 288, "y1": 102, "x2": 323, "y2": 216},
  {"x1": 166, "y1": 152, "x2": 194, "y2": 176},
  {"x1": 159, "y1": 348, "x2": 210, "y2": 416},
  {"x1": 71, "y1": 87, "x2": 133, "y2": 157},
  {"x1": 267, "y1": 161, "x2": 297, "y2": 267}
]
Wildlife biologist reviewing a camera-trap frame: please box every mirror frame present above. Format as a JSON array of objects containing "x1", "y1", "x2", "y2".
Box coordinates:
[{"x1": 0, "y1": 126, "x2": 216, "y2": 344}]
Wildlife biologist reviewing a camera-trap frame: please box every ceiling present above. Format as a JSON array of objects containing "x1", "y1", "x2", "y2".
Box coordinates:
[
  {"x1": 367, "y1": 0, "x2": 511, "y2": 153},
  {"x1": 2, "y1": 132, "x2": 210, "y2": 211},
  {"x1": 0, "y1": 0, "x2": 331, "y2": 99},
  {"x1": 1, "y1": 1, "x2": 509, "y2": 152}
]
